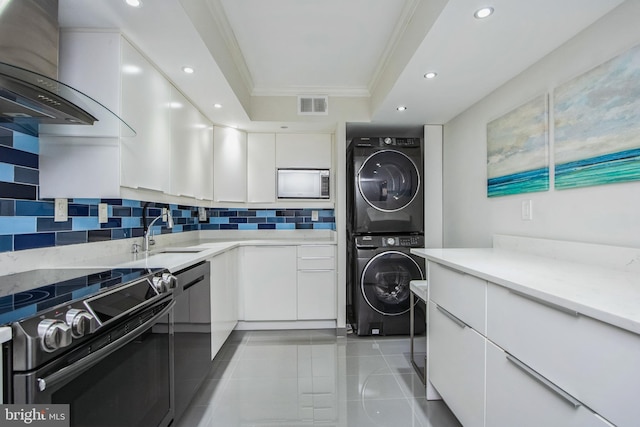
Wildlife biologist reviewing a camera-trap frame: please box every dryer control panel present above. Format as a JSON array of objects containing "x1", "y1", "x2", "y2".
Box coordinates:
[
  {"x1": 355, "y1": 234, "x2": 424, "y2": 248},
  {"x1": 354, "y1": 137, "x2": 422, "y2": 148}
]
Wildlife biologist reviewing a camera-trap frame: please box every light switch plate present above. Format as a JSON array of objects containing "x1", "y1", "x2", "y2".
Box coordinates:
[
  {"x1": 98, "y1": 203, "x2": 108, "y2": 224},
  {"x1": 54, "y1": 198, "x2": 68, "y2": 222},
  {"x1": 311, "y1": 210, "x2": 319, "y2": 221}
]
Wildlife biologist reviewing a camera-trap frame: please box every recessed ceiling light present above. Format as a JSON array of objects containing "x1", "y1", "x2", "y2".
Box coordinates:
[
  {"x1": 397, "y1": 106, "x2": 407, "y2": 111},
  {"x1": 182, "y1": 66, "x2": 195, "y2": 74},
  {"x1": 169, "y1": 102, "x2": 183, "y2": 109},
  {"x1": 474, "y1": 6, "x2": 494, "y2": 19},
  {"x1": 122, "y1": 64, "x2": 142, "y2": 74},
  {"x1": 124, "y1": 0, "x2": 142, "y2": 7},
  {"x1": 424, "y1": 72, "x2": 438, "y2": 79},
  {"x1": 214, "y1": 103, "x2": 222, "y2": 109}
]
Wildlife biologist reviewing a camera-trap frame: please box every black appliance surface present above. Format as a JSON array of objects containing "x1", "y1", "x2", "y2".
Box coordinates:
[
  {"x1": 349, "y1": 137, "x2": 424, "y2": 234},
  {"x1": 2, "y1": 267, "x2": 176, "y2": 427},
  {"x1": 352, "y1": 234, "x2": 426, "y2": 336}
]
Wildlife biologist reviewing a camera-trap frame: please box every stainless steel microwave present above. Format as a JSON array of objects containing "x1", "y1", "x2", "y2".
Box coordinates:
[{"x1": 277, "y1": 169, "x2": 330, "y2": 199}]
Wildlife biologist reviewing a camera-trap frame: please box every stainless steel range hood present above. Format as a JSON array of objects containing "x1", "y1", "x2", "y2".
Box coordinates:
[{"x1": 0, "y1": 0, "x2": 133, "y2": 137}]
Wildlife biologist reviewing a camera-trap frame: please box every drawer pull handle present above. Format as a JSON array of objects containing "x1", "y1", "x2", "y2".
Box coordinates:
[
  {"x1": 509, "y1": 289, "x2": 578, "y2": 317},
  {"x1": 436, "y1": 305, "x2": 467, "y2": 329},
  {"x1": 506, "y1": 354, "x2": 581, "y2": 408}
]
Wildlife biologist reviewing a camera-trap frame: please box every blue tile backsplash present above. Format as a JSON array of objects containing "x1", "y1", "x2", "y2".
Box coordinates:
[{"x1": 0, "y1": 130, "x2": 336, "y2": 253}]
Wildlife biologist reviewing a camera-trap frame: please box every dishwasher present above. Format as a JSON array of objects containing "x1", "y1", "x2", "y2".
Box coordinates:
[{"x1": 172, "y1": 261, "x2": 212, "y2": 420}]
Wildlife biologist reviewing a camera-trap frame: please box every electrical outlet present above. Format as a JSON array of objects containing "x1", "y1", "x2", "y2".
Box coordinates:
[
  {"x1": 98, "y1": 203, "x2": 108, "y2": 224},
  {"x1": 54, "y1": 198, "x2": 68, "y2": 222},
  {"x1": 162, "y1": 208, "x2": 168, "y2": 222},
  {"x1": 198, "y1": 207, "x2": 207, "y2": 221},
  {"x1": 521, "y1": 200, "x2": 533, "y2": 221},
  {"x1": 311, "y1": 210, "x2": 319, "y2": 221}
]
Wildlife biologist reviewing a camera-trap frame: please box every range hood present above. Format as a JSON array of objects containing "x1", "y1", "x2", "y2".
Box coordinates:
[{"x1": 0, "y1": 0, "x2": 133, "y2": 137}]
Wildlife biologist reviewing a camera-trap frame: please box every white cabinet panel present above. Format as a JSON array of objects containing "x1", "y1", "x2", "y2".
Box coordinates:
[
  {"x1": 429, "y1": 262, "x2": 486, "y2": 334},
  {"x1": 171, "y1": 88, "x2": 213, "y2": 200},
  {"x1": 213, "y1": 126, "x2": 247, "y2": 202},
  {"x1": 486, "y1": 341, "x2": 615, "y2": 427},
  {"x1": 428, "y1": 301, "x2": 485, "y2": 427},
  {"x1": 297, "y1": 270, "x2": 336, "y2": 320},
  {"x1": 247, "y1": 133, "x2": 276, "y2": 203},
  {"x1": 120, "y1": 38, "x2": 172, "y2": 192},
  {"x1": 210, "y1": 249, "x2": 238, "y2": 358},
  {"x1": 242, "y1": 246, "x2": 297, "y2": 321},
  {"x1": 276, "y1": 133, "x2": 332, "y2": 169},
  {"x1": 487, "y1": 283, "x2": 640, "y2": 427}
]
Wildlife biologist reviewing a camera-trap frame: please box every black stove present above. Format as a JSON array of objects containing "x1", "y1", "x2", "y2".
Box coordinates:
[{"x1": 0, "y1": 268, "x2": 159, "y2": 325}]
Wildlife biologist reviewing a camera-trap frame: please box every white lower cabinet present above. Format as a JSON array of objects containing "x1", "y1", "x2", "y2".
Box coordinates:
[
  {"x1": 209, "y1": 249, "x2": 238, "y2": 358},
  {"x1": 297, "y1": 245, "x2": 336, "y2": 320},
  {"x1": 428, "y1": 301, "x2": 485, "y2": 427},
  {"x1": 242, "y1": 246, "x2": 297, "y2": 321},
  {"x1": 486, "y1": 341, "x2": 614, "y2": 427}
]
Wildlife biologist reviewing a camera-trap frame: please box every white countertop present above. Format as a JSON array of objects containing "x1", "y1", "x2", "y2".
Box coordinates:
[
  {"x1": 410, "y1": 280, "x2": 428, "y2": 301},
  {"x1": 65, "y1": 237, "x2": 337, "y2": 273},
  {"x1": 0, "y1": 327, "x2": 11, "y2": 344},
  {"x1": 411, "y1": 247, "x2": 640, "y2": 335}
]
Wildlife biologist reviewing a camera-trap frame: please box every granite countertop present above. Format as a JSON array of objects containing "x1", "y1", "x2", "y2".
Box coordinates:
[{"x1": 411, "y1": 247, "x2": 640, "y2": 335}]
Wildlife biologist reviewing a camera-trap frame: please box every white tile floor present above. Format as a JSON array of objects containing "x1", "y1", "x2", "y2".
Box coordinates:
[{"x1": 174, "y1": 329, "x2": 461, "y2": 427}]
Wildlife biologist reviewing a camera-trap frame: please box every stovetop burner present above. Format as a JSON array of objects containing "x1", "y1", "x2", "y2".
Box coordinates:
[{"x1": 0, "y1": 268, "x2": 159, "y2": 325}]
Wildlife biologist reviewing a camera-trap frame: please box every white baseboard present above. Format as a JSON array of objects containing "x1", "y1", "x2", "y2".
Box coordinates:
[{"x1": 234, "y1": 320, "x2": 337, "y2": 331}]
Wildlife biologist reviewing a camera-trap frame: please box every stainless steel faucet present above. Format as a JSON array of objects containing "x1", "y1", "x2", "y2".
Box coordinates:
[{"x1": 143, "y1": 208, "x2": 174, "y2": 252}]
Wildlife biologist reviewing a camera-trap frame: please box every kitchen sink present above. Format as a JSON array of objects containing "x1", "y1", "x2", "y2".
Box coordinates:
[{"x1": 154, "y1": 248, "x2": 206, "y2": 254}]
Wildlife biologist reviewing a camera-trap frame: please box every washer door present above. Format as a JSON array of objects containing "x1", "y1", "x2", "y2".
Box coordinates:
[
  {"x1": 361, "y1": 251, "x2": 424, "y2": 316},
  {"x1": 357, "y1": 150, "x2": 420, "y2": 212}
]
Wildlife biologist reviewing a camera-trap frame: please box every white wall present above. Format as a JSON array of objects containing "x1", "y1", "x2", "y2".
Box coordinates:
[{"x1": 443, "y1": 1, "x2": 640, "y2": 249}]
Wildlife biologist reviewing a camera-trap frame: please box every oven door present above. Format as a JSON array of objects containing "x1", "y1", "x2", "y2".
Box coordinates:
[{"x1": 12, "y1": 298, "x2": 174, "y2": 427}]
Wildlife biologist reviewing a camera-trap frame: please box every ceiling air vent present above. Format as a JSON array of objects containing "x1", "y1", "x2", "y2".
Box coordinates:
[{"x1": 298, "y1": 95, "x2": 328, "y2": 115}]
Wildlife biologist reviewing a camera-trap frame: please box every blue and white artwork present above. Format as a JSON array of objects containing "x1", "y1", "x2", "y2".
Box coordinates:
[
  {"x1": 554, "y1": 44, "x2": 640, "y2": 190},
  {"x1": 487, "y1": 95, "x2": 549, "y2": 197}
]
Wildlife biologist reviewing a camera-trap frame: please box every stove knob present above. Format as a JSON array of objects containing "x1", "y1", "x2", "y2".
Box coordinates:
[
  {"x1": 66, "y1": 309, "x2": 97, "y2": 338},
  {"x1": 152, "y1": 276, "x2": 167, "y2": 294},
  {"x1": 386, "y1": 237, "x2": 396, "y2": 246},
  {"x1": 162, "y1": 273, "x2": 178, "y2": 290},
  {"x1": 38, "y1": 319, "x2": 72, "y2": 352}
]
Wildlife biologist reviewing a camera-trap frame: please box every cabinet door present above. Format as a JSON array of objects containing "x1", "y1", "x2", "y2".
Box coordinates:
[
  {"x1": 275, "y1": 133, "x2": 332, "y2": 168},
  {"x1": 213, "y1": 126, "x2": 247, "y2": 202},
  {"x1": 486, "y1": 341, "x2": 614, "y2": 427},
  {"x1": 243, "y1": 246, "x2": 297, "y2": 321},
  {"x1": 428, "y1": 301, "x2": 485, "y2": 427},
  {"x1": 247, "y1": 133, "x2": 276, "y2": 203},
  {"x1": 297, "y1": 270, "x2": 336, "y2": 320},
  {"x1": 171, "y1": 88, "x2": 213, "y2": 200},
  {"x1": 120, "y1": 39, "x2": 172, "y2": 192}
]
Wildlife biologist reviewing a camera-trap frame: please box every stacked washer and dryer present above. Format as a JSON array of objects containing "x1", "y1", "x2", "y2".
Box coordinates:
[{"x1": 347, "y1": 137, "x2": 426, "y2": 336}]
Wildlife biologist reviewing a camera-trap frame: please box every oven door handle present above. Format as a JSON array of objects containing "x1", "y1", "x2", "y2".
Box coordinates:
[{"x1": 36, "y1": 300, "x2": 175, "y2": 393}]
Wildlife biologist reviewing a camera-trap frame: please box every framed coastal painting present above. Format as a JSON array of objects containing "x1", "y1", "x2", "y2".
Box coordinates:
[
  {"x1": 487, "y1": 94, "x2": 549, "y2": 197},
  {"x1": 554, "y1": 44, "x2": 640, "y2": 190}
]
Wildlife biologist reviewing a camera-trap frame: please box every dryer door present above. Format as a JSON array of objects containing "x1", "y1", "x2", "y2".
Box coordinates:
[
  {"x1": 360, "y1": 251, "x2": 424, "y2": 316},
  {"x1": 357, "y1": 150, "x2": 420, "y2": 212}
]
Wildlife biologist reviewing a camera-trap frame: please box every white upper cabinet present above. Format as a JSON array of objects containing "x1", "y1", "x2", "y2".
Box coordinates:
[
  {"x1": 276, "y1": 133, "x2": 332, "y2": 169},
  {"x1": 170, "y1": 88, "x2": 213, "y2": 200},
  {"x1": 213, "y1": 126, "x2": 247, "y2": 202},
  {"x1": 119, "y1": 38, "x2": 172, "y2": 193},
  {"x1": 247, "y1": 133, "x2": 276, "y2": 203}
]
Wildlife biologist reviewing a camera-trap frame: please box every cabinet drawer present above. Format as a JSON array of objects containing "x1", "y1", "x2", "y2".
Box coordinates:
[
  {"x1": 297, "y1": 245, "x2": 335, "y2": 270},
  {"x1": 428, "y1": 301, "x2": 485, "y2": 427},
  {"x1": 487, "y1": 283, "x2": 640, "y2": 427},
  {"x1": 297, "y1": 245, "x2": 335, "y2": 258},
  {"x1": 428, "y1": 262, "x2": 486, "y2": 333},
  {"x1": 486, "y1": 341, "x2": 614, "y2": 427}
]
